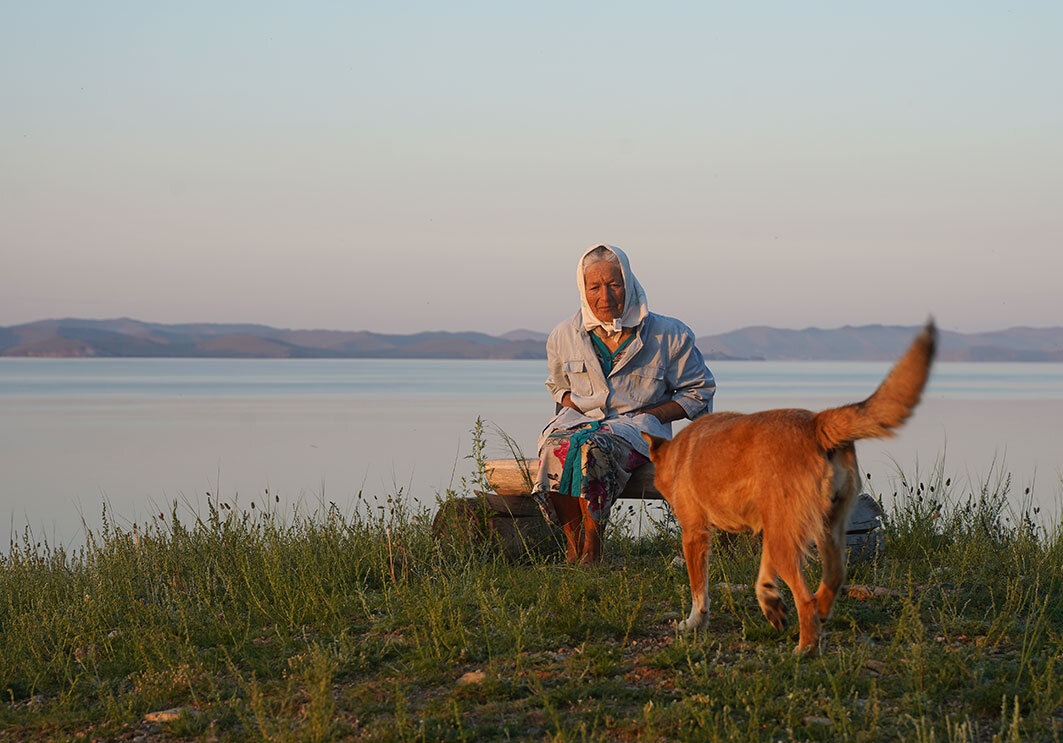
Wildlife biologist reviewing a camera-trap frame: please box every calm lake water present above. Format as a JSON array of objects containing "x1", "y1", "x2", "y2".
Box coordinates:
[{"x1": 3, "y1": 358, "x2": 1062, "y2": 546}]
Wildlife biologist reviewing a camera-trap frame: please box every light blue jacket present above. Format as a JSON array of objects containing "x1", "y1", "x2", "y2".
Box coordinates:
[{"x1": 539, "y1": 311, "x2": 716, "y2": 457}]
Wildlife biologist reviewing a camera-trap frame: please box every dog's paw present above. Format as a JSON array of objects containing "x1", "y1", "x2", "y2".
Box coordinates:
[
  {"x1": 792, "y1": 638, "x2": 821, "y2": 656},
  {"x1": 761, "y1": 597, "x2": 788, "y2": 631},
  {"x1": 678, "y1": 611, "x2": 709, "y2": 633}
]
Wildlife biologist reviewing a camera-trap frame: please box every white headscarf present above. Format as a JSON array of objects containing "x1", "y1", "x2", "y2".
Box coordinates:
[{"x1": 577, "y1": 244, "x2": 649, "y2": 335}]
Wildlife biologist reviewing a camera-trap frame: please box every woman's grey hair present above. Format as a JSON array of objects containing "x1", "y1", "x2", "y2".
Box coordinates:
[{"x1": 582, "y1": 245, "x2": 620, "y2": 268}]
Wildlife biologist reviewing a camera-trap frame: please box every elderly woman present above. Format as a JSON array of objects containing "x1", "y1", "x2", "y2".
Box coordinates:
[{"x1": 533, "y1": 245, "x2": 716, "y2": 564}]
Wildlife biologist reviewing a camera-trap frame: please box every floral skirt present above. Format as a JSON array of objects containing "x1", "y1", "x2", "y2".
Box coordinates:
[{"x1": 531, "y1": 423, "x2": 649, "y2": 525}]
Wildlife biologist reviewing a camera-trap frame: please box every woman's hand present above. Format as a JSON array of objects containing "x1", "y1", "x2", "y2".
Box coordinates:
[
  {"x1": 560, "y1": 392, "x2": 582, "y2": 412},
  {"x1": 639, "y1": 401, "x2": 687, "y2": 424}
]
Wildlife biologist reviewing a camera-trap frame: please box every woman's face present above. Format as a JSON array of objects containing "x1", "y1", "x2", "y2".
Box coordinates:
[{"x1": 583, "y1": 260, "x2": 626, "y2": 323}]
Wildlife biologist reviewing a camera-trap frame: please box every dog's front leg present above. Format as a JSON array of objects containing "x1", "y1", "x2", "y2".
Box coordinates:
[{"x1": 679, "y1": 526, "x2": 711, "y2": 632}]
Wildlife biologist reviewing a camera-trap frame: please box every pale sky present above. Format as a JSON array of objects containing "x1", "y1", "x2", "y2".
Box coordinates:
[{"x1": 3, "y1": 2, "x2": 1061, "y2": 337}]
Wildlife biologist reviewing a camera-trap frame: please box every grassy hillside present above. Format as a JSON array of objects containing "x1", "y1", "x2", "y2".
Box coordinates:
[{"x1": 1, "y1": 456, "x2": 1061, "y2": 741}]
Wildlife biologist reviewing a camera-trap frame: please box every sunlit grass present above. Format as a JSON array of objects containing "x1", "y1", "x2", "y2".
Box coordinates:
[{"x1": 2, "y1": 454, "x2": 1062, "y2": 741}]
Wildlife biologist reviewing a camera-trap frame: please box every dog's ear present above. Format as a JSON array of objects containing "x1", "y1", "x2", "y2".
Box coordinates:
[{"x1": 641, "y1": 432, "x2": 668, "y2": 459}]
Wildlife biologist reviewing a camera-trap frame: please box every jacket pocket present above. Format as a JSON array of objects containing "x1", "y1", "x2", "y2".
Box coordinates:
[
  {"x1": 563, "y1": 359, "x2": 593, "y2": 396},
  {"x1": 630, "y1": 364, "x2": 666, "y2": 380},
  {"x1": 628, "y1": 364, "x2": 667, "y2": 402}
]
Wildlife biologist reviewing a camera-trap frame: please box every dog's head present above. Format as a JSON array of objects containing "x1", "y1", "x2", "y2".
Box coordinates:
[
  {"x1": 640, "y1": 432, "x2": 669, "y2": 462},
  {"x1": 641, "y1": 432, "x2": 674, "y2": 492}
]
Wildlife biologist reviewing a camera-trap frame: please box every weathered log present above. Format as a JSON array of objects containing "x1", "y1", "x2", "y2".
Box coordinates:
[
  {"x1": 488, "y1": 513, "x2": 562, "y2": 560},
  {"x1": 430, "y1": 497, "x2": 489, "y2": 545},
  {"x1": 431, "y1": 496, "x2": 562, "y2": 560},
  {"x1": 481, "y1": 491, "x2": 541, "y2": 517},
  {"x1": 844, "y1": 493, "x2": 885, "y2": 561},
  {"x1": 484, "y1": 458, "x2": 663, "y2": 500},
  {"x1": 446, "y1": 462, "x2": 884, "y2": 562}
]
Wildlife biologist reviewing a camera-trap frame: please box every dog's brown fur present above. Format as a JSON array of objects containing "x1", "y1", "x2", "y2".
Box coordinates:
[{"x1": 643, "y1": 321, "x2": 936, "y2": 654}]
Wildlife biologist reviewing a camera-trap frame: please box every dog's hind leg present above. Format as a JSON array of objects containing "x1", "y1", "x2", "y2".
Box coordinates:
[
  {"x1": 813, "y1": 525, "x2": 846, "y2": 624},
  {"x1": 813, "y1": 502, "x2": 851, "y2": 623},
  {"x1": 815, "y1": 449, "x2": 860, "y2": 622},
  {"x1": 769, "y1": 538, "x2": 820, "y2": 655},
  {"x1": 679, "y1": 524, "x2": 712, "y2": 632},
  {"x1": 755, "y1": 552, "x2": 787, "y2": 631}
]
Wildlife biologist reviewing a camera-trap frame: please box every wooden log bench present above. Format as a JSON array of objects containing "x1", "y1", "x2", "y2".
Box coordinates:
[
  {"x1": 431, "y1": 458, "x2": 885, "y2": 561},
  {"x1": 483, "y1": 458, "x2": 663, "y2": 501},
  {"x1": 430, "y1": 460, "x2": 662, "y2": 560}
]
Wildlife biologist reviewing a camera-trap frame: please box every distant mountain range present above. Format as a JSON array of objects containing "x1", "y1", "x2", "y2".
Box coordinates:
[
  {"x1": 2, "y1": 317, "x2": 1062, "y2": 362},
  {"x1": 0, "y1": 318, "x2": 545, "y2": 359},
  {"x1": 698, "y1": 325, "x2": 1063, "y2": 362}
]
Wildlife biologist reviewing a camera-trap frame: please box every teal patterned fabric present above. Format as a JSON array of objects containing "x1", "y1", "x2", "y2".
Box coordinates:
[{"x1": 589, "y1": 332, "x2": 636, "y2": 375}]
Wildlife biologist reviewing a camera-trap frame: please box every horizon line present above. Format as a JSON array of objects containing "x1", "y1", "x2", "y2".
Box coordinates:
[{"x1": 5, "y1": 315, "x2": 1063, "y2": 337}]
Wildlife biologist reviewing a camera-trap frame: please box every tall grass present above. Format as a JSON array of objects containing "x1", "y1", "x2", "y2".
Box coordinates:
[{"x1": 2, "y1": 444, "x2": 1062, "y2": 741}]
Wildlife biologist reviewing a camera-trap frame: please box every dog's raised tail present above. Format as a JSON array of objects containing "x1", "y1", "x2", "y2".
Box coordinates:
[{"x1": 814, "y1": 320, "x2": 936, "y2": 451}]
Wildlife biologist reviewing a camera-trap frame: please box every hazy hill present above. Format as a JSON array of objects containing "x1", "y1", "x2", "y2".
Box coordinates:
[
  {"x1": 499, "y1": 329, "x2": 549, "y2": 342},
  {"x1": 2, "y1": 318, "x2": 1062, "y2": 361},
  {"x1": 0, "y1": 318, "x2": 545, "y2": 359},
  {"x1": 695, "y1": 324, "x2": 1063, "y2": 362}
]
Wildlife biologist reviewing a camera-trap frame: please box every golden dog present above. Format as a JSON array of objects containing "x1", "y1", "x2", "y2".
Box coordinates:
[{"x1": 643, "y1": 321, "x2": 936, "y2": 654}]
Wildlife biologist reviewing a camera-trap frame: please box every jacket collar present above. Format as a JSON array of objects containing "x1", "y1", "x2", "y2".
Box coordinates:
[{"x1": 575, "y1": 313, "x2": 648, "y2": 379}]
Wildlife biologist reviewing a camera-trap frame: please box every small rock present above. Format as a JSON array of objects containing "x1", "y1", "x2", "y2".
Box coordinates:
[
  {"x1": 865, "y1": 659, "x2": 888, "y2": 675},
  {"x1": 143, "y1": 707, "x2": 190, "y2": 723},
  {"x1": 846, "y1": 584, "x2": 897, "y2": 600},
  {"x1": 456, "y1": 670, "x2": 486, "y2": 686},
  {"x1": 661, "y1": 611, "x2": 681, "y2": 620},
  {"x1": 715, "y1": 582, "x2": 749, "y2": 593},
  {"x1": 669, "y1": 555, "x2": 686, "y2": 568},
  {"x1": 804, "y1": 716, "x2": 833, "y2": 727}
]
